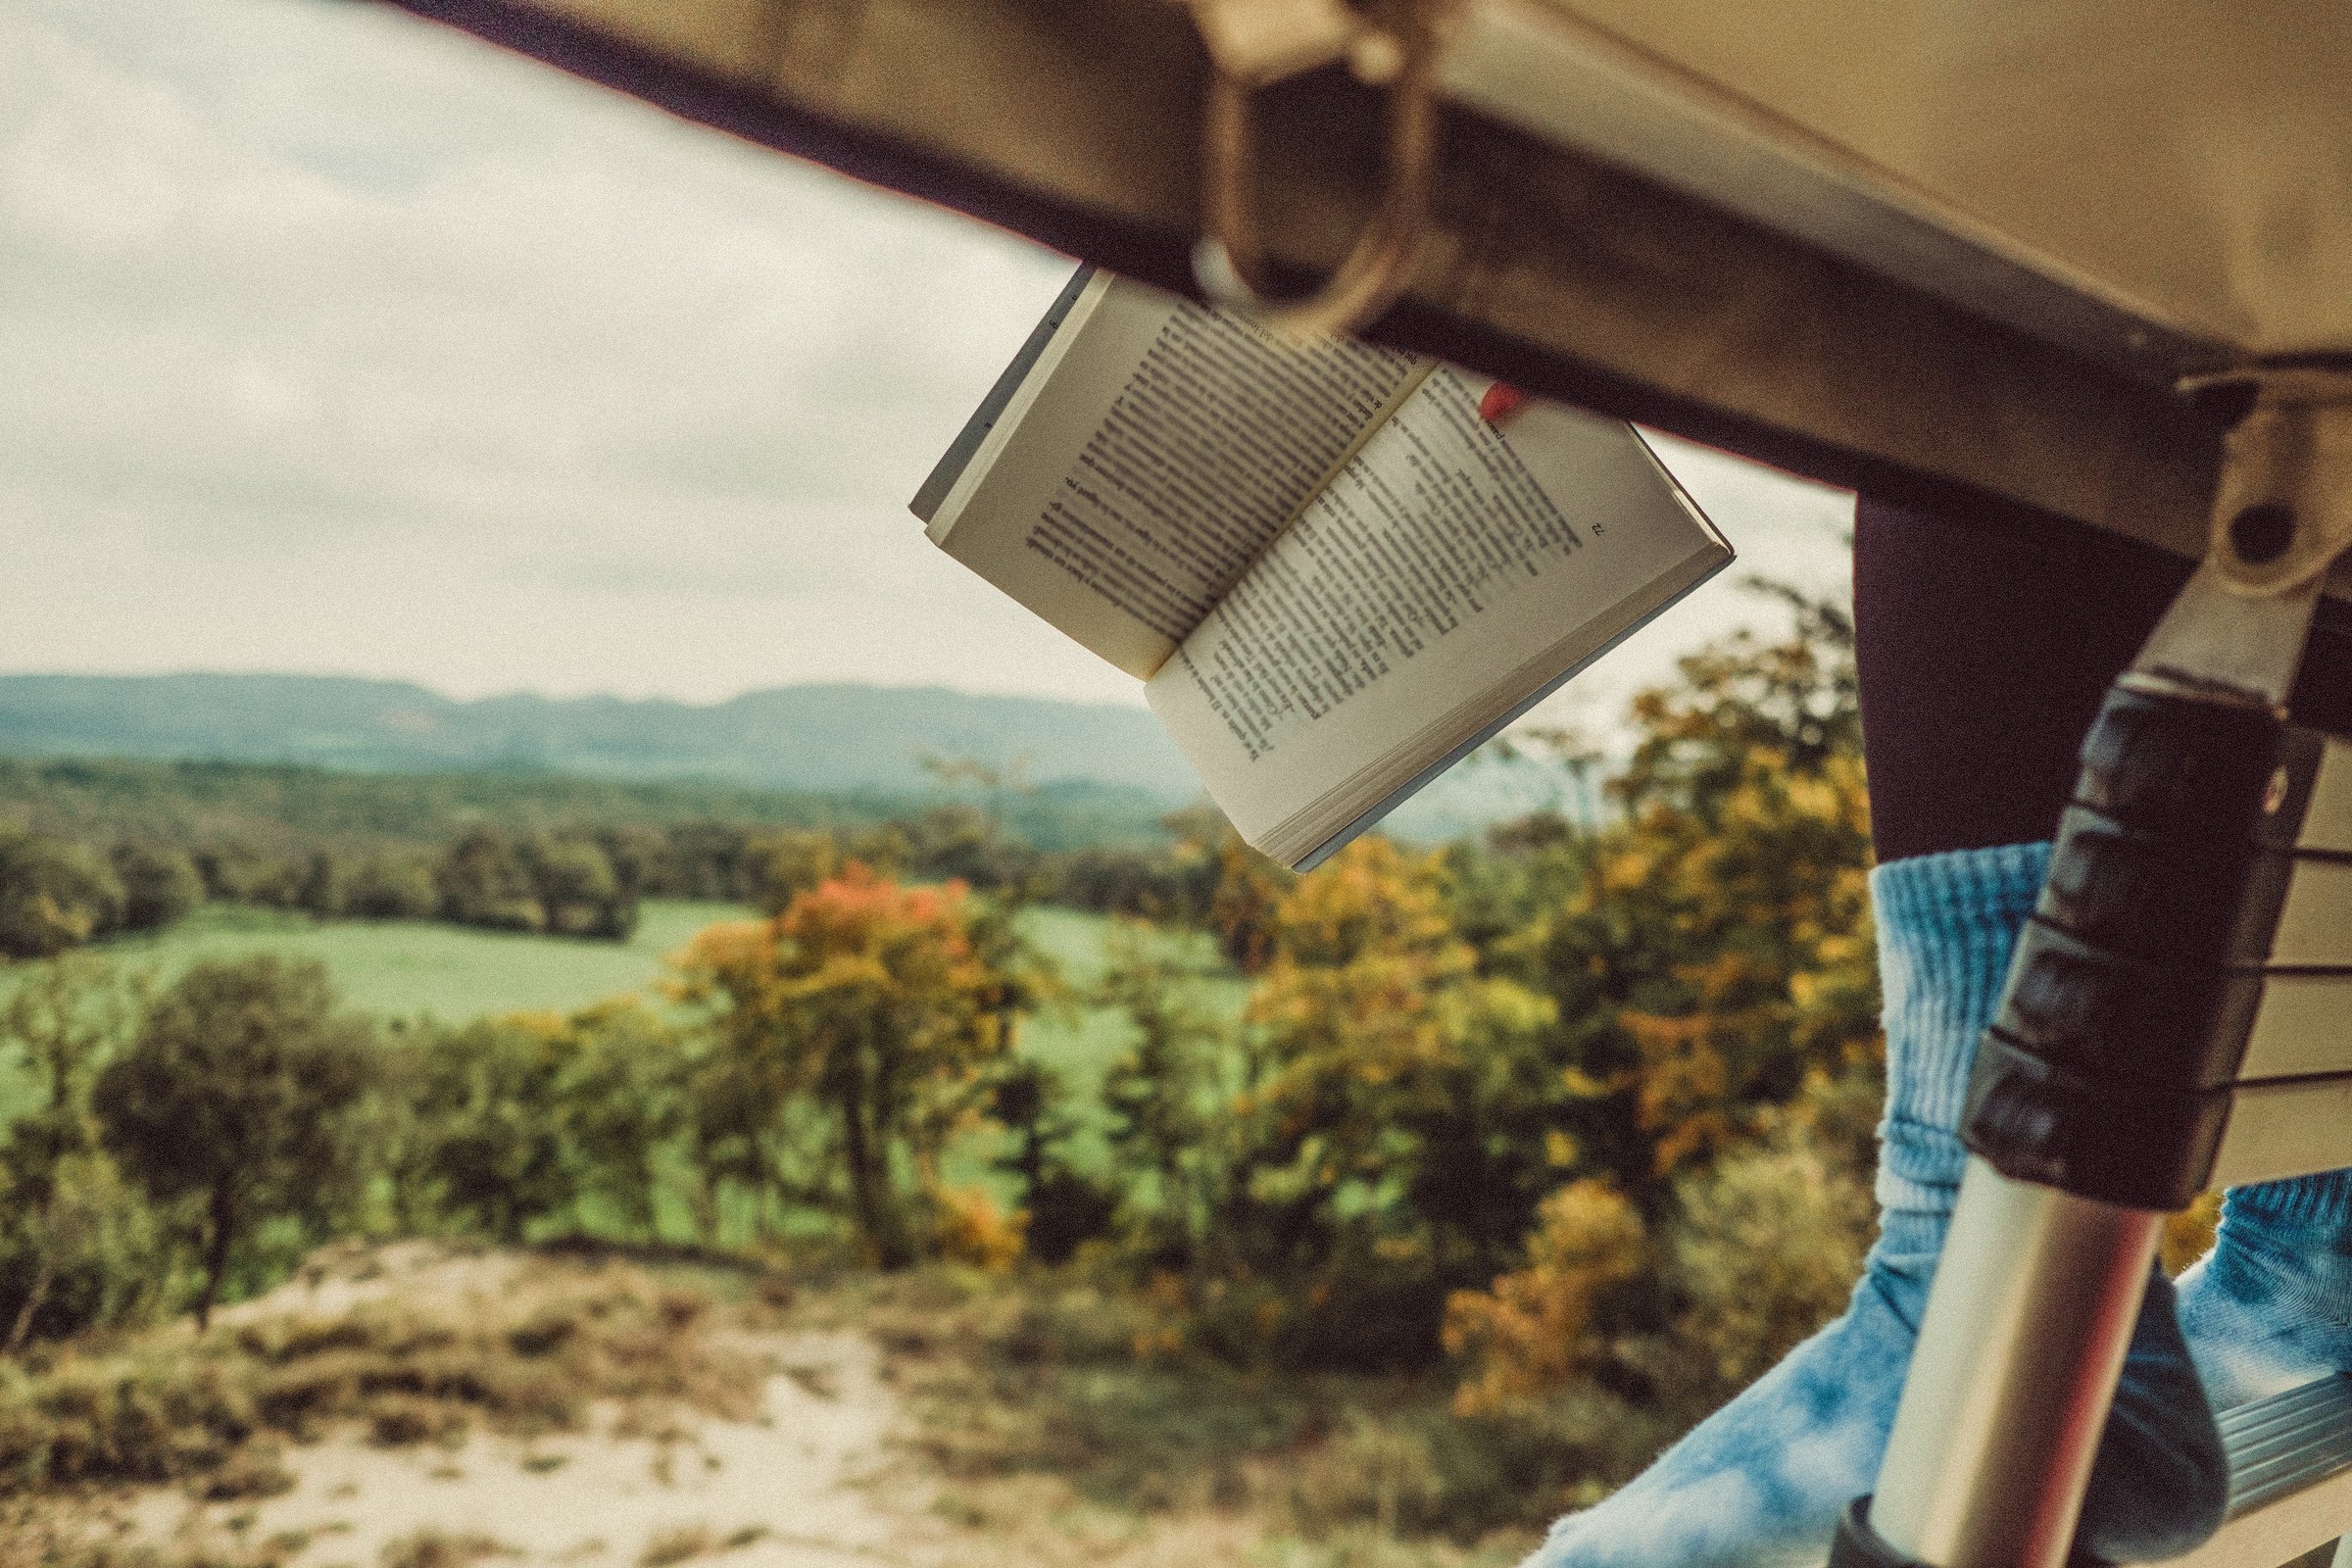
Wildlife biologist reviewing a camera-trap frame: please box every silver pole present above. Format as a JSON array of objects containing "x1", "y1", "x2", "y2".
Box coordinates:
[{"x1": 1869, "y1": 1156, "x2": 2165, "y2": 1568}]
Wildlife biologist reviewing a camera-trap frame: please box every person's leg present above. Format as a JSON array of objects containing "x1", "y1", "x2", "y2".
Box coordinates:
[{"x1": 1529, "y1": 495, "x2": 2231, "y2": 1568}]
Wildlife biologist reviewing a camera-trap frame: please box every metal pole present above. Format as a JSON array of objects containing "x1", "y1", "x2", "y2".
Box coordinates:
[{"x1": 1869, "y1": 1156, "x2": 2165, "y2": 1568}]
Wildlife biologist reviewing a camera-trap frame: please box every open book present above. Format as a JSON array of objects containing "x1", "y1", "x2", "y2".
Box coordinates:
[{"x1": 912, "y1": 270, "x2": 1732, "y2": 869}]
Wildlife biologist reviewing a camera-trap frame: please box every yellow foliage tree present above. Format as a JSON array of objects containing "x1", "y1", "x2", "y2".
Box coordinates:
[
  {"x1": 1232, "y1": 837, "x2": 1558, "y2": 1363},
  {"x1": 671, "y1": 863, "x2": 1009, "y2": 1267},
  {"x1": 1444, "y1": 1178, "x2": 1647, "y2": 1416}
]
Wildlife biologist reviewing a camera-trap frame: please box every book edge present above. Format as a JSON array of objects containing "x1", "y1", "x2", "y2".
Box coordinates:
[
  {"x1": 908, "y1": 263, "x2": 1099, "y2": 532},
  {"x1": 1284, "y1": 535, "x2": 1736, "y2": 870}
]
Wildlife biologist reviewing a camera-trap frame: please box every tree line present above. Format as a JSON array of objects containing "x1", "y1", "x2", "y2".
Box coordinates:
[
  {"x1": 0, "y1": 826, "x2": 642, "y2": 956},
  {"x1": 0, "y1": 800, "x2": 1271, "y2": 961},
  {"x1": 0, "y1": 590, "x2": 1882, "y2": 1453}
]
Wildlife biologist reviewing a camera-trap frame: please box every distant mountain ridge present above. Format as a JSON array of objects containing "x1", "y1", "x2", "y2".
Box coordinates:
[{"x1": 0, "y1": 674, "x2": 1201, "y2": 803}]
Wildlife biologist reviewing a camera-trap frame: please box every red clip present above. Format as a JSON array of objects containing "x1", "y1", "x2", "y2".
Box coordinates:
[{"x1": 1478, "y1": 381, "x2": 1528, "y2": 428}]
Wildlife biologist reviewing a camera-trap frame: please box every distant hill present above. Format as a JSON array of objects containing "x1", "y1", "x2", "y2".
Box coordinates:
[
  {"x1": 0, "y1": 754, "x2": 1173, "y2": 856},
  {"x1": 0, "y1": 674, "x2": 1200, "y2": 803}
]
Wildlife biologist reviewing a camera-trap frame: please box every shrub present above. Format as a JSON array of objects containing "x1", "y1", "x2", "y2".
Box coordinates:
[
  {"x1": 1664, "y1": 1139, "x2": 1870, "y2": 1395},
  {"x1": 109, "y1": 843, "x2": 203, "y2": 934},
  {"x1": 0, "y1": 829, "x2": 123, "y2": 958},
  {"x1": 1442, "y1": 1181, "x2": 1647, "y2": 1419},
  {"x1": 93, "y1": 957, "x2": 377, "y2": 1325},
  {"x1": 0, "y1": 1261, "x2": 755, "y2": 1501}
]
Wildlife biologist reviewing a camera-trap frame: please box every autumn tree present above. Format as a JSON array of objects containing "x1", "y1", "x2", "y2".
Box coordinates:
[
  {"x1": 92, "y1": 956, "x2": 375, "y2": 1326},
  {"x1": 1491, "y1": 587, "x2": 1878, "y2": 1195},
  {"x1": 671, "y1": 864, "x2": 1011, "y2": 1267},
  {"x1": 1220, "y1": 837, "x2": 1558, "y2": 1365},
  {"x1": 1444, "y1": 585, "x2": 1881, "y2": 1413}
]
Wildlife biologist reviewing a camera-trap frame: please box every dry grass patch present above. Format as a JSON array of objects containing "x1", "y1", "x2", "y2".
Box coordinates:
[
  {"x1": 0, "y1": 1259, "x2": 764, "y2": 1503},
  {"x1": 377, "y1": 1531, "x2": 515, "y2": 1568},
  {"x1": 790, "y1": 1266, "x2": 1647, "y2": 1568}
]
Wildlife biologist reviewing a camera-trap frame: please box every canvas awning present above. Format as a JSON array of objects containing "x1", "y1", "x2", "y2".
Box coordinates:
[{"x1": 379, "y1": 0, "x2": 2352, "y2": 584}]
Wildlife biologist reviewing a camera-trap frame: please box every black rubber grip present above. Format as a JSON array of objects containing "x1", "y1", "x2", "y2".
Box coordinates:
[
  {"x1": 1993, "y1": 920, "x2": 2266, "y2": 1090},
  {"x1": 2076, "y1": 686, "x2": 2286, "y2": 837},
  {"x1": 1960, "y1": 685, "x2": 2295, "y2": 1209},
  {"x1": 1964, "y1": 1033, "x2": 2233, "y2": 1210},
  {"x1": 2038, "y1": 805, "x2": 2297, "y2": 966}
]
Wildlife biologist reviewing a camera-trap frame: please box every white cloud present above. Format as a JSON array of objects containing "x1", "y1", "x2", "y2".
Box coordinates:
[{"x1": 0, "y1": 0, "x2": 1850, "y2": 724}]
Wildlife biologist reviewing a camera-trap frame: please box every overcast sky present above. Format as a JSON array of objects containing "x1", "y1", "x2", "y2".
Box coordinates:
[{"x1": 0, "y1": 0, "x2": 1853, "y2": 722}]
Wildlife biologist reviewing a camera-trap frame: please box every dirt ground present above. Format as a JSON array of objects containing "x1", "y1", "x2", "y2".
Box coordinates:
[
  {"x1": 53, "y1": 1243, "x2": 953, "y2": 1568},
  {"x1": 32, "y1": 1243, "x2": 1517, "y2": 1568}
]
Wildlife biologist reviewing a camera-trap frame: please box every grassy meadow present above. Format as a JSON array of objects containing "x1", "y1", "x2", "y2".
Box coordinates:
[
  {"x1": 5, "y1": 899, "x2": 747, "y2": 1021},
  {"x1": 0, "y1": 899, "x2": 1249, "y2": 1190}
]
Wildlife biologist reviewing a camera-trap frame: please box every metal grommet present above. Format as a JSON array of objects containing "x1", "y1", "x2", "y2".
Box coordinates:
[{"x1": 1190, "y1": 3, "x2": 1438, "y2": 339}]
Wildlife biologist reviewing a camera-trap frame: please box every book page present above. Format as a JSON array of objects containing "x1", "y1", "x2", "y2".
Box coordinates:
[
  {"x1": 922, "y1": 273, "x2": 1425, "y2": 678},
  {"x1": 1147, "y1": 373, "x2": 1730, "y2": 860}
]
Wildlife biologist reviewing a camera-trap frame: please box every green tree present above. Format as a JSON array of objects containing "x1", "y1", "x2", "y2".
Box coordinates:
[
  {"x1": 556, "y1": 1001, "x2": 692, "y2": 1240},
  {"x1": 296, "y1": 850, "x2": 350, "y2": 917},
  {"x1": 0, "y1": 956, "x2": 161, "y2": 1347},
  {"x1": 108, "y1": 842, "x2": 203, "y2": 934},
  {"x1": 0, "y1": 829, "x2": 124, "y2": 958},
  {"x1": 988, "y1": 1057, "x2": 1112, "y2": 1264},
  {"x1": 192, "y1": 841, "x2": 276, "y2": 904},
  {"x1": 435, "y1": 829, "x2": 544, "y2": 932},
  {"x1": 526, "y1": 837, "x2": 635, "y2": 940},
  {"x1": 744, "y1": 829, "x2": 839, "y2": 916},
  {"x1": 345, "y1": 852, "x2": 439, "y2": 920},
  {"x1": 92, "y1": 956, "x2": 376, "y2": 1326},
  {"x1": 1098, "y1": 924, "x2": 1231, "y2": 1269},
  {"x1": 403, "y1": 1015, "x2": 577, "y2": 1243}
]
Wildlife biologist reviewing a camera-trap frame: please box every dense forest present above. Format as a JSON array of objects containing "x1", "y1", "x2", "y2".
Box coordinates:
[{"x1": 0, "y1": 592, "x2": 1885, "y2": 1524}]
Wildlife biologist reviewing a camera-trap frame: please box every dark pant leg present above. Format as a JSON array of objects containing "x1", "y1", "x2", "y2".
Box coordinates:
[
  {"x1": 1853, "y1": 497, "x2": 2352, "y2": 865},
  {"x1": 1854, "y1": 497, "x2": 2189, "y2": 862}
]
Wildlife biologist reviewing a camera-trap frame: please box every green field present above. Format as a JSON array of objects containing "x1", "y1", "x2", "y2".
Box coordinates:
[
  {"x1": 989, "y1": 906, "x2": 1250, "y2": 1177},
  {"x1": 0, "y1": 900, "x2": 1251, "y2": 1206},
  {"x1": 19, "y1": 899, "x2": 749, "y2": 1022}
]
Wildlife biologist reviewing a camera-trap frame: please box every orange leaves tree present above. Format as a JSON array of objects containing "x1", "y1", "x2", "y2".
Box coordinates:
[{"x1": 670, "y1": 863, "x2": 1011, "y2": 1267}]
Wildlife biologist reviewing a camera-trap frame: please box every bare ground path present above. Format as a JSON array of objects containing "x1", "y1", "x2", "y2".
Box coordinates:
[{"x1": 59, "y1": 1242, "x2": 957, "y2": 1568}]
